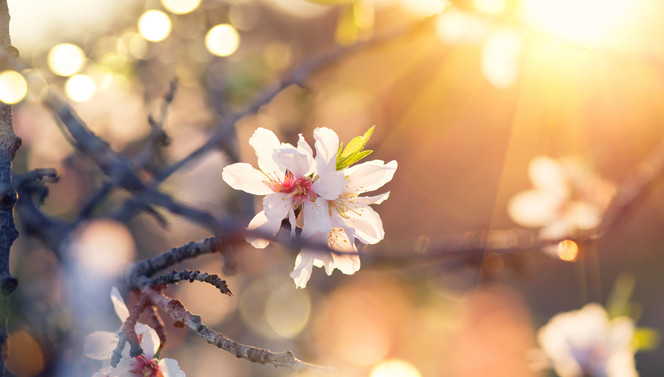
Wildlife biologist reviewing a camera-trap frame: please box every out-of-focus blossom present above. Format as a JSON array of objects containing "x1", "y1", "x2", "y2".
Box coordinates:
[
  {"x1": 84, "y1": 287, "x2": 185, "y2": 377},
  {"x1": 537, "y1": 303, "x2": 637, "y2": 377},
  {"x1": 221, "y1": 127, "x2": 344, "y2": 248},
  {"x1": 290, "y1": 132, "x2": 397, "y2": 288},
  {"x1": 507, "y1": 156, "x2": 615, "y2": 256}
]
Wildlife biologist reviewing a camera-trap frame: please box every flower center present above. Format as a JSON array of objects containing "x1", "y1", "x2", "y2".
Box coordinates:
[
  {"x1": 132, "y1": 355, "x2": 164, "y2": 377},
  {"x1": 279, "y1": 171, "x2": 314, "y2": 206}
]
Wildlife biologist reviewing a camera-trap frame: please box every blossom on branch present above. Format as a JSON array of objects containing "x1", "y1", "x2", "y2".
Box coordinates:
[
  {"x1": 507, "y1": 156, "x2": 615, "y2": 256},
  {"x1": 290, "y1": 158, "x2": 397, "y2": 288},
  {"x1": 536, "y1": 303, "x2": 638, "y2": 377},
  {"x1": 222, "y1": 127, "x2": 344, "y2": 248},
  {"x1": 84, "y1": 287, "x2": 185, "y2": 377},
  {"x1": 222, "y1": 126, "x2": 396, "y2": 288}
]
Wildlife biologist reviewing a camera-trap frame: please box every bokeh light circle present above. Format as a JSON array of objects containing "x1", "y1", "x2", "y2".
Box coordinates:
[
  {"x1": 265, "y1": 285, "x2": 311, "y2": 338},
  {"x1": 70, "y1": 219, "x2": 135, "y2": 275},
  {"x1": 0, "y1": 70, "x2": 27, "y2": 104},
  {"x1": 138, "y1": 10, "x2": 172, "y2": 42},
  {"x1": 370, "y1": 359, "x2": 422, "y2": 377},
  {"x1": 161, "y1": 0, "x2": 201, "y2": 14},
  {"x1": 47, "y1": 43, "x2": 86, "y2": 76},
  {"x1": 205, "y1": 24, "x2": 240, "y2": 57},
  {"x1": 65, "y1": 74, "x2": 96, "y2": 102}
]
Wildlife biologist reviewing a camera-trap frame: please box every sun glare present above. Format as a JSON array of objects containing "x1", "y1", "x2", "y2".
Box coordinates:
[{"x1": 520, "y1": 0, "x2": 632, "y2": 44}]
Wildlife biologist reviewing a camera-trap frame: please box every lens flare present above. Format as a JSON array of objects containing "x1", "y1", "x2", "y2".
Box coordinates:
[
  {"x1": 205, "y1": 24, "x2": 240, "y2": 57},
  {"x1": 370, "y1": 359, "x2": 422, "y2": 377},
  {"x1": 65, "y1": 74, "x2": 96, "y2": 102},
  {"x1": 138, "y1": 10, "x2": 172, "y2": 42},
  {"x1": 47, "y1": 43, "x2": 86, "y2": 76},
  {"x1": 161, "y1": 0, "x2": 201, "y2": 14},
  {"x1": 557, "y1": 240, "x2": 579, "y2": 262},
  {"x1": 474, "y1": 0, "x2": 504, "y2": 14},
  {"x1": 520, "y1": 0, "x2": 631, "y2": 43},
  {"x1": 0, "y1": 70, "x2": 27, "y2": 104}
]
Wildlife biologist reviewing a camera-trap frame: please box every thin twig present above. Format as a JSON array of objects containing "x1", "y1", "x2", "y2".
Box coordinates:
[
  {"x1": 147, "y1": 269, "x2": 232, "y2": 296},
  {"x1": 143, "y1": 288, "x2": 336, "y2": 375}
]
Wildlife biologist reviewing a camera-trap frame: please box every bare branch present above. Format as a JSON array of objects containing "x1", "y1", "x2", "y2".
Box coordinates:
[
  {"x1": 143, "y1": 288, "x2": 336, "y2": 375},
  {"x1": 147, "y1": 269, "x2": 232, "y2": 296}
]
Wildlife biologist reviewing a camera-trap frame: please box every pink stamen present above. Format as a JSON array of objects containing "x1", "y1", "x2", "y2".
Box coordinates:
[
  {"x1": 273, "y1": 171, "x2": 314, "y2": 206},
  {"x1": 132, "y1": 355, "x2": 164, "y2": 377}
]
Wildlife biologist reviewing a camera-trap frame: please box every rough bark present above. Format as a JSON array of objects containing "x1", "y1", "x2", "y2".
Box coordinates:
[{"x1": 0, "y1": 1, "x2": 20, "y2": 374}]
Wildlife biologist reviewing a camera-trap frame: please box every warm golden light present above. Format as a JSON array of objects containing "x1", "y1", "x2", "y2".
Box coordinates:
[
  {"x1": 47, "y1": 43, "x2": 86, "y2": 77},
  {"x1": 401, "y1": 0, "x2": 450, "y2": 16},
  {"x1": 520, "y1": 0, "x2": 631, "y2": 43},
  {"x1": 556, "y1": 240, "x2": 579, "y2": 262},
  {"x1": 161, "y1": 0, "x2": 201, "y2": 14},
  {"x1": 474, "y1": 0, "x2": 504, "y2": 14},
  {"x1": 138, "y1": 10, "x2": 172, "y2": 42},
  {"x1": 205, "y1": 24, "x2": 240, "y2": 57},
  {"x1": 481, "y1": 29, "x2": 522, "y2": 88},
  {"x1": 0, "y1": 70, "x2": 27, "y2": 104},
  {"x1": 370, "y1": 359, "x2": 423, "y2": 377},
  {"x1": 6, "y1": 331, "x2": 44, "y2": 377},
  {"x1": 65, "y1": 74, "x2": 96, "y2": 102}
]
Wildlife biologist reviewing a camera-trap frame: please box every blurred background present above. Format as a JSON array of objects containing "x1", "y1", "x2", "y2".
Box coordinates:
[{"x1": 3, "y1": 0, "x2": 664, "y2": 376}]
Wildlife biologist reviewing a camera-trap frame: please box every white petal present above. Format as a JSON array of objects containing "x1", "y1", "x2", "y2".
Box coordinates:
[
  {"x1": 312, "y1": 170, "x2": 345, "y2": 200},
  {"x1": 159, "y1": 358, "x2": 187, "y2": 377},
  {"x1": 339, "y1": 204, "x2": 385, "y2": 245},
  {"x1": 111, "y1": 287, "x2": 129, "y2": 323},
  {"x1": 135, "y1": 323, "x2": 160, "y2": 359},
  {"x1": 331, "y1": 253, "x2": 361, "y2": 275},
  {"x1": 314, "y1": 127, "x2": 340, "y2": 173},
  {"x1": 507, "y1": 189, "x2": 561, "y2": 227},
  {"x1": 246, "y1": 208, "x2": 285, "y2": 249},
  {"x1": 529, "y1": 156, "x2": 568, "y2": 195},
  {"x1": 355, "y1": 191, "x2": 390, "y2": 205},
  {"x1": 84, "y1": 331, "x2": 119, "y2": 360},
  {"x1": 277, "y1": 146, "x2": 313, "y2": 176},
  {"x1": 263, "y1": 193, "x2": 292, "y2": 220},
  {"x1": 565, "y1": 201, "x2": 601, "y2": 230},
  {"x1": 345, "y1": 160, "x2": 397, "y2": 193},
  {"x1": 302, "y1": 198, "x2": 332, "y2": 238},
  {"x1": 249, "y1": 128, "x2": 284, "y2": 176},
  {"x1": 222, "y1": 163, "x2": 273, "y2": 196},
  {"x1": 290, "y1": 252, "x2": 315, "y2": 288},
  {"x1": 297, "y1": 134, "x2": 314, "y2": 160}
]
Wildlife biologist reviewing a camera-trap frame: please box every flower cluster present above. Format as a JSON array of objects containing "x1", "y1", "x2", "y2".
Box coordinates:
[
  {"x1": 84, "y1": 287, "x2": 185, "y2": 377},
  {"x1": 222, "y1": 126, "x2": 396, "y2": 288},
  {"x1": 507, "y1": 156, "x2": 615, "y2": 256},
  {"x1": 536, "y1": 303, "x2": 638, "y2": 377}
]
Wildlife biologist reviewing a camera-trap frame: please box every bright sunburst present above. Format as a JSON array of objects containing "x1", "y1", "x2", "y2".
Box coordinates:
[{"x1": 520, "y1": 0, "x2": 632, "y2": 44}]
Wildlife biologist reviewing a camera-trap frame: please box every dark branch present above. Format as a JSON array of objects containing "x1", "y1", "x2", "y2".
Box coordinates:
[{"x1": 148, "y1": 269, "x2": 232, "y2": 296}]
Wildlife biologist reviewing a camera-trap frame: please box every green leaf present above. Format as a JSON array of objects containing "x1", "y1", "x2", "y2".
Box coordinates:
[
  {"x1": 632, "y1": 327, "x2": 660, "y2": 352},
  {"x1": 344, "y1": 149, "x2": 372, "y2": 167},
  {"x1": 336, "y1": 126, "x2": 376, "y2": 170},
  {"x1": 339, "y1": 126, "x2": 374, "y2": 161},
  {"x1": 606, "y1": 273, "x2": 636, "y2": 319}
]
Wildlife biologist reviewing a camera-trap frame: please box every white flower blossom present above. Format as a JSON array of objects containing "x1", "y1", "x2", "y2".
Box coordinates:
[
  {"x1": 222, "y1": 127, "x2": 344, "y2": 248},
  {"x1": 290, "y1": 139, "x2": 397, "y2": 288},
  {"x1": 537, "y1": 303, "x2": 638, "y2": 377},
  {"x1": 223, "y1": 126, "x2": 396, "y2": 288},
  {"x1": 84, "y1": 287, "x2": 185, "y2": 377},
  {"x1": 507, "y1": 156, "x2": 615, "y2": 256}
]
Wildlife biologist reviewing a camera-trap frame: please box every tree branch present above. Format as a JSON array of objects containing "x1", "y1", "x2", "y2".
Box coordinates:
[
  {"x1": 143, "y1": 287, "x2": 336, "y2": 375},
  {"x1": 0, "y1": 1, "x2": 20, "y2": 372}
]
